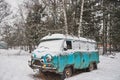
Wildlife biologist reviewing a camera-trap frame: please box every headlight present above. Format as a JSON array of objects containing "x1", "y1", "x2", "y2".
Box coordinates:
[
  {"x1": 46, "y1": 54, "x2": 52, "y2": 62},
  {"x1": 40, "y1": 59, "x2": 44, "y2": 64}
]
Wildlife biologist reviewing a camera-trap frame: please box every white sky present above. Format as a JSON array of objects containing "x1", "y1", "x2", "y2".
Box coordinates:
[
  {"x1": 5, "y1": 0, "x2": 19, "y2": 10},
  {"x1": 5, "y1": 0, "x2": 24, "y2": 13},
  {"x1": 5, "y1": 0, "x2": 18, "y2": 8}
]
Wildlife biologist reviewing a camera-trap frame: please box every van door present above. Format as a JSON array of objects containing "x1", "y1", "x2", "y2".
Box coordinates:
[{"x1": 80, "y1": 52, "x2": 90, "y2": 69}]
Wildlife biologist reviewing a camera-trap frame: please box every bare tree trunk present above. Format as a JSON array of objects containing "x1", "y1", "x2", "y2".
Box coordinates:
[
  {"x1": 109, "y1": 3, "x2": 112, "y2": 55},
  {"x1": 78, "y1": 0, "x2": 84, "y2": 37},
  {"x1": 62, "y1": 0, "x2": 68, "y2": 35},
  {"x1": 109, "y1": 14, "x2": 112, "y2": 54},
  {"x1": 102, "y1": 0, "x2": 107, "y2": 55}
]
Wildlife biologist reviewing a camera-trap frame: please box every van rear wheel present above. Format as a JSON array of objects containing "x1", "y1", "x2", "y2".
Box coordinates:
[
  {"x1": 87, "y1": 63, "x2": 94, "y2": 72},
  {"x1": 94, "y1": 63, "x2": 97, "y2": 69}
]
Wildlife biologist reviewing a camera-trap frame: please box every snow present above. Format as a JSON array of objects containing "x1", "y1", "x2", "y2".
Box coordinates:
[
  {"x1": 32, "y1": 39, "x2": 64, "y2": 58},
  {"x1": 32, "y1": 49, "x2": 61, "y2": 58},
  {"x1": 38, "y1": 39, "x2": 63, "y2": 52},
  {"x1": 41, "y1": 34, "x2": 96, "y2": 43},
  {"x1": 0, "y1": 55, "x2": 33, "y2": 80},
  {"x1": 0, "y1": 49, "x2": 29, "y2": 56},
  {"x1": 0, "y1": 49, "x2": 120, "y2": 80},
  {"x1": 0, "y1": 49, "x2": 32, "y2": 80},
  {"x1": 5, "y1": 0, "x2": 24, "y2": 9},
  {"x1": 41, "y1": 34, "x2": 65, "y2": 40}
]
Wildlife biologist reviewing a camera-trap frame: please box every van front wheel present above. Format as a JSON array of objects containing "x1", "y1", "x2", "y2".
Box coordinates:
[{"x1": 61, "y1": 67, "x2": 72, "y2": 80}]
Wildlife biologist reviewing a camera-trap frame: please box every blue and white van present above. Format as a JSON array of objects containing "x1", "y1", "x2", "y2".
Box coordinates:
[{"x1": 28, "y1": 34, "x2": 99, "y2": 79}]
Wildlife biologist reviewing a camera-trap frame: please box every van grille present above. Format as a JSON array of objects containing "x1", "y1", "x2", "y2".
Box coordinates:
[{"x1": 33, "y1": 60, "x2": 41, "y2": 65}]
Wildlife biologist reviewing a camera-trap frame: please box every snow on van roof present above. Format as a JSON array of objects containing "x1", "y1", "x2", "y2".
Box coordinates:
[
  {"x1": 41, "y1": 34, "x2": 65, "y2": 40},
  {"x1": 41, "y1": 34, "x2": 96, "y2": 43}
]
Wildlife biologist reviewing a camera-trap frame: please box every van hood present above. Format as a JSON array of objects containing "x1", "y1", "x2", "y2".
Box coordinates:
[{"x1": 32, "y1": 48, "x2": 61, "y2": 58}]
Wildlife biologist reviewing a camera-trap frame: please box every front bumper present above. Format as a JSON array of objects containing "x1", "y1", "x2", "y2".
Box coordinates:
[{"x1": 28, "y1": 60, "x2": 57, "y2": 72}]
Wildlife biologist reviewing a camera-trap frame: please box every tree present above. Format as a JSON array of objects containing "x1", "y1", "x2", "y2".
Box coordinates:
[
  {"x1": 111, "y1": 3, "x2": 120, "y2": 51},
  {"x1": 102, "y1": 0, "x2": 120, "y2": 54},
  {"x1": 78, "y1": 0, "x2": 84, "y2": 37},
  {"x1": 0, "y1": 0, "x2": 11, "y2": 39},
  {"x1": 2, "y1": 0, "x2": 120, "y2": 53},
  {"x1": 80, "y1": 0, "x2": 102, "y2": 40},
  {"x1": 25, "y1": 0, "x2": 47, "y2": 52},
  {"x1": 0, "y1": 0, "x2": 11, "y2": 23},
  {"x1": 62, "y1": 0, "x2": 68, "y2": 35}
]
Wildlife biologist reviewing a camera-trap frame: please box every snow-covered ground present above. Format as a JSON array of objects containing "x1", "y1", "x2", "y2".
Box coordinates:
[
  {"x1": 0, "y1": 49, "x2": 120, "y2": 80},
  {"x1": 0, "y1": 49, "x2": 33, "y2": 80}
]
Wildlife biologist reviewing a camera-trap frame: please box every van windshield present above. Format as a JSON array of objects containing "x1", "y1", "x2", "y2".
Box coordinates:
[{"x1": 38, "y1": 39, "x2": 64, "y2": 51}]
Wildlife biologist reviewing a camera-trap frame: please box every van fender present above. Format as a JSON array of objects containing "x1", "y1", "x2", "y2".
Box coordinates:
[{"x1": 65, "y1": 64, "x2": 74, "y2": 72}]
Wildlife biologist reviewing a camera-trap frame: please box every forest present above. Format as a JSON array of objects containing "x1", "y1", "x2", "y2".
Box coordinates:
[{"x1": 0, "y1": 0, "x2": 120, "y2": 53}]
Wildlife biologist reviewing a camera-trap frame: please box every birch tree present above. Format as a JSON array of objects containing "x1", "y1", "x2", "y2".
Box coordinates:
[
  {"x1": 78, "y1": 0, "x2": 84, "y2": 37},
  {"x1": 62, "y1": 0, "x2": 68, "y2": 35}
]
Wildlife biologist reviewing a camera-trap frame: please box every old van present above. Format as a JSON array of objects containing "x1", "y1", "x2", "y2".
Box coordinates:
[{"x1": 28, "y1": 34, "x2": 99, "y2": 79}]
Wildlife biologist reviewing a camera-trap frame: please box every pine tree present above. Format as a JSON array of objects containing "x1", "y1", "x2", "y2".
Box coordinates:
[
  {"x1": 25, "y1": 0, "x2": 46, "y2": 52},
  {"x1": 0, "y1": 0, "x2": 11, "y2": 23}
]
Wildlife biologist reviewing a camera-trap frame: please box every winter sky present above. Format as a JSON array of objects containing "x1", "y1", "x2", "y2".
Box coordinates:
[
  {"x1": 5, "y1": 0, "x2": 18, "y2": 8},
  {"x1": 5, "y1": 0, "x2": 24, "y2": 12}
]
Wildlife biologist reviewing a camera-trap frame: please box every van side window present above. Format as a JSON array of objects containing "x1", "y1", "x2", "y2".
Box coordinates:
[{"x1": 66, "y1": 41, "x2": 72, "y2": 49}]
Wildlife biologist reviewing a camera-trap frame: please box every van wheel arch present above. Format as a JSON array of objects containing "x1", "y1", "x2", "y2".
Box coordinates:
[
  {"x1": 87, "y1": 62, "x2": 94, "y2": 72},
  {"x1": 87, "y1": 62, "x2": 97, "y2": 72}
]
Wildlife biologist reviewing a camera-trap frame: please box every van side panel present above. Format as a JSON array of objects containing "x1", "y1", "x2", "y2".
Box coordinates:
[
  {"x1": 57, "y1": 54, "x2": 75, "y2": 73},
  {"x1": 67, "y1": 54, "x2": 74, "y2": 65},
  {"x1": 89, "y1": 52, "x2": 99, "y2": 63},
  {"x1": 74, "y1": 52, "x2": 82, "y2": 69},
  {"x1": 54, "y1": 51, "x2": 99, "y2": 73},
  {"x1": 79, "y1": 52, "x2": 90, "y2": 69},
  {"x1": 52, "y1": 56, "x2": 59, "y2": 70},
  {"x1": 58, "y1": 55, "x2": 67, "y2": 73}
]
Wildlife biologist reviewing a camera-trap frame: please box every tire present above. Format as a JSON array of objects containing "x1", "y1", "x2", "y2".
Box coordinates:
[
  {"x1": 87, "y1": 63, "x2": 94, "y2": 72},
  {"x1": 61, "y1": 67, "x2": 72, "y2": 80},
  {"x1": 94, "y1": 63, "x2": 97, "y2": 69},
  {"x1": 39, "y1": 69, "x2": 45, "y2": 74}
]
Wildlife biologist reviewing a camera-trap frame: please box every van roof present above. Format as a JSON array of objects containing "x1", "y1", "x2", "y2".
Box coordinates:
[{"x1": 41, "y1": 34, "x2": 96, "y2": 43}]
